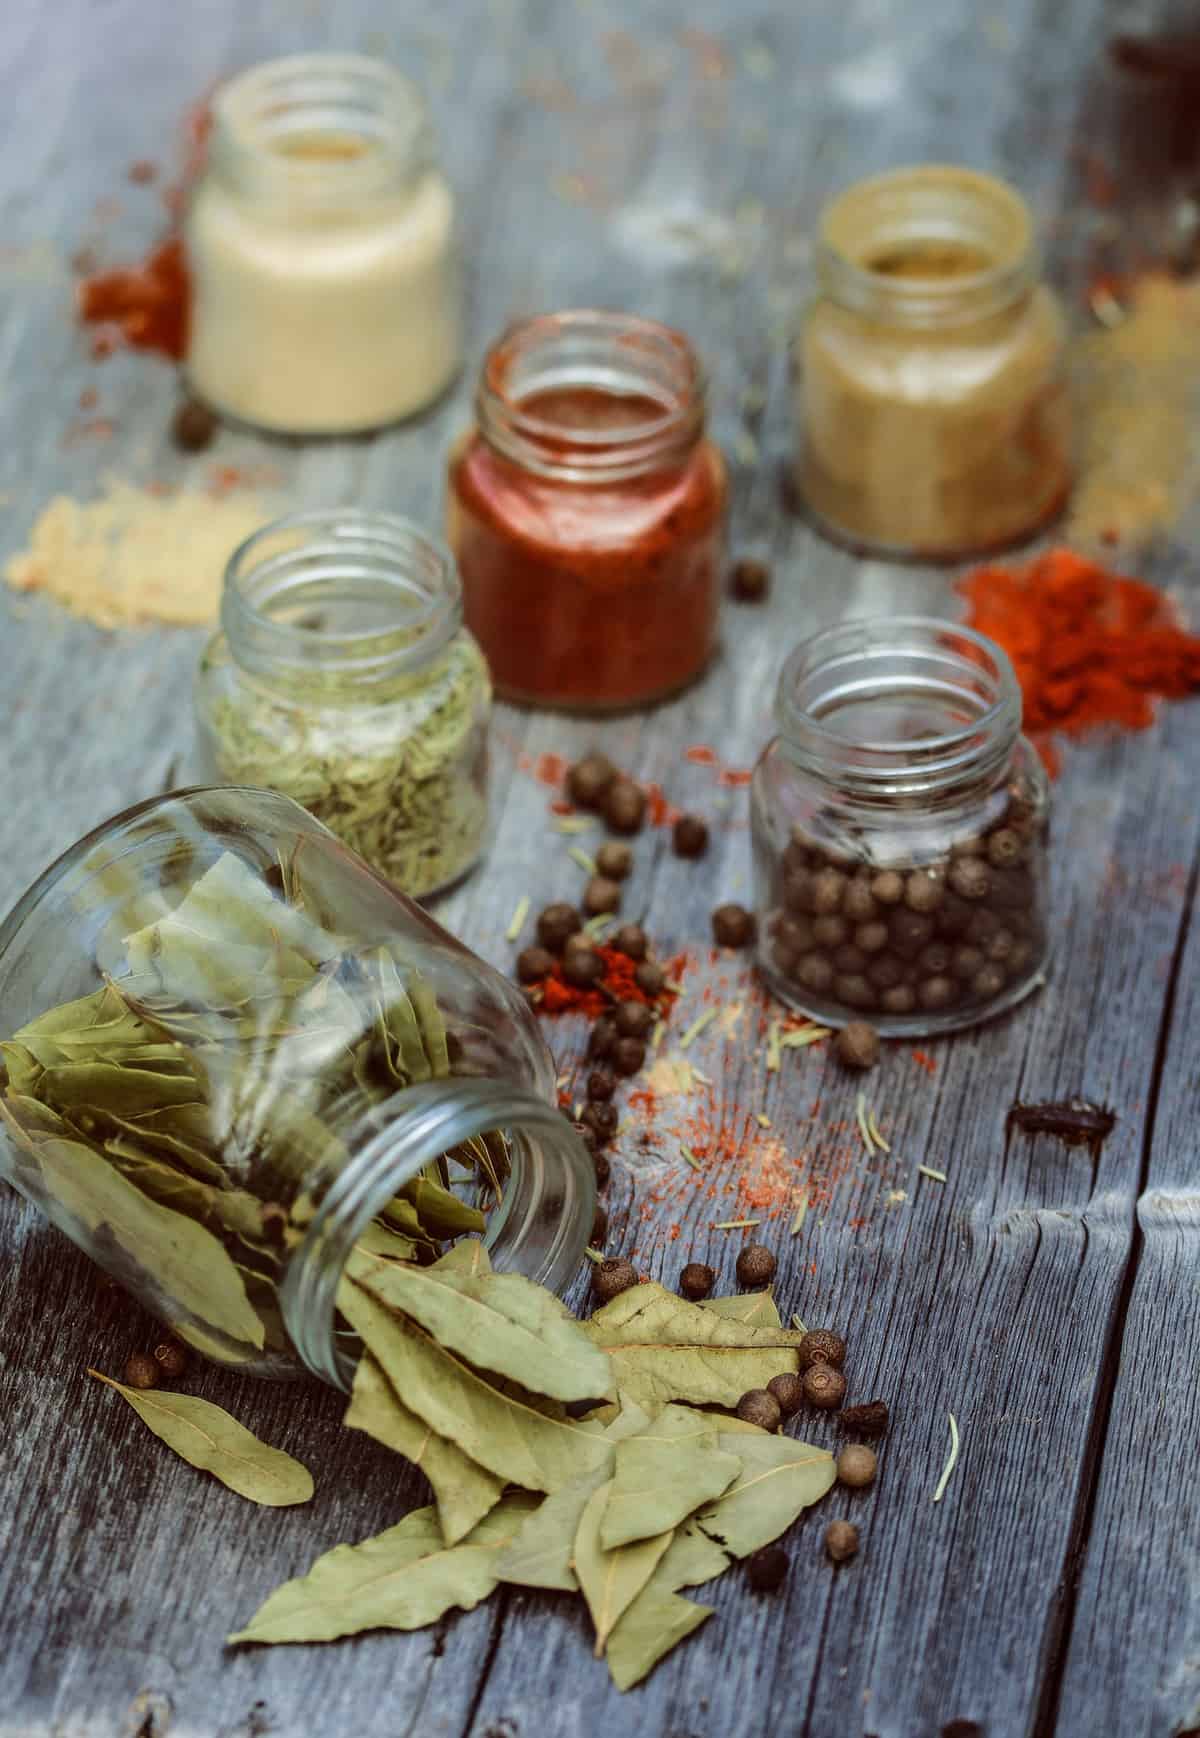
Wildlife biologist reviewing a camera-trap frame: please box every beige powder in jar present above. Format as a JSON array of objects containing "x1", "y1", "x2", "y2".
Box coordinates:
[{"x1": 186, "y1": 55, "x2": 460, "y2": 436}]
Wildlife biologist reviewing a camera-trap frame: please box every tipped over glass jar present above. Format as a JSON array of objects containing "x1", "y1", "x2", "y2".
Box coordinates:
[
  {"x1": 0, "y1": 789, "x2": 593, "y2": 1387},
  {"x1": 751, "y1": 617, "x2": 1050, "y2": 1035}
]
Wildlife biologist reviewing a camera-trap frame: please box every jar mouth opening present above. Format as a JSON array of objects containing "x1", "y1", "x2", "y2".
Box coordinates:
[
  {"x1": 817, "y1": 165, "x2": 1035, "y2": 326},
  {"x1": 477, "y1": 310, "x2": 706, "y2": 480},
  {"x1": 221, "y1": 510, "x2": 462, "y2": 683},
  {"x1": 777, "y1": 615, "x2": 1021, "y2": 793}
]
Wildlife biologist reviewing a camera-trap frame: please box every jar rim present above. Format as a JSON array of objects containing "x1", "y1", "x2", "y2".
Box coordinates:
[
  {"x1": 476, "y1": 309, "x2": 707, "y2": 481},
  {"x1": 816, "y1": 165, "x2": 1037, "y2": 328}
]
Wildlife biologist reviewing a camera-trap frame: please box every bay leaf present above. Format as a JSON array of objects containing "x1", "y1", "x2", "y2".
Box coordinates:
[
  {"x1": 351, "y1": 1221, "x2": 420, "y2": 1267},
  {"x1": 573, "y1": 1480, "x2": 672, "y2": 1657},
  {"x1": 355, "y1": 1261, "x2": 612, "y2": 1404},
  {"x1": 344, "y1": 1352, "x2": 503, "y2": 1546},
  {"x1": 90, "y1": 1370, "x2": 311, "y2": 1504},
  {"x1": 702, "y1": 1291, "x2": 784, "y2": 1328},
  {"x1": 696, "y1": 1434, "x2": 837, "y2": 1559},
  {"x1": 36, "y1": 1061, "x2": 201, "y2": 1115},
  {"x1": 432, "y1": 1235, "x2": 491, "y2": 1276},
  {"x1": 395, "y1": 1175, "x2": 486, "y2": 1239},
  {"x1": 601, "y1": 1405, "x2": 741, "y2": 1550},
  {"x1": 228, "y1": 1493, "x2": 537, "y2": 1645},
  {"x1": 605, "y1": 1584, "x2": 713, "y2": 1692},
  {"x1": 38, "y1": 1136, "x2": 264, "y2": 1349},
  {"x1": 337, "y1": 1279, "x2": 611, "y2": 1493},
  {"x1": 651, "y1": 1517, "x2": 730, "y2": 1592}
]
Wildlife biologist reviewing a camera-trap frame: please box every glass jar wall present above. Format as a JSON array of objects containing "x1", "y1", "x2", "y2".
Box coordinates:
[
  {"x1": 0, "y1": 789, "x2": 593, "y2": 1388},
  {"x1": 752, "y1": 618, "x2": 1050, "y2": 1036}
]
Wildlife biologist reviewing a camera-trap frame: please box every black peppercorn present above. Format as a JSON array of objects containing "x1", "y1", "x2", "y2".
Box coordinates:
[
  {"x1": 516, "y1": 945, "x2": 557, "y2": 984},
  {"x1": 948, "y1": 856, "x2": 990, "y2": 900},
  {"x1": 611, "y1": 923, "x2": 648, "y2": 961},
  {"x1": 153, "y1": 1340, "x2": 188, "y2": 1379},
  {"x1": 673, "y1": 814, "x2": 710, "y2": 858},
  {"x1": 730, "y1": 556, "x2": 771, "y2": 602},
  {"x1": 840, "y1": 1399, "x2": 889, "y2": 1436},
  {"x1": 171, "y1": 398, "x2": 218, "y2": 453},
  {"x1": 591, "y1": 1202, "x2": 609, "y2": 1246},
  {"x1": 123, "y1": 1352, "x2": 160, "y2": 1390},
  {"x1": 679, "y1": 1262, "x2": 715, "y2": 1301},
  {"x1": 592, "y1": 1256, "x2": 638, "y2": 1304},
  {"x1": 746, "y1": 1543, "x2": 789, "y2": 1591},
  {"x1": 835, "y1": 1020, "x2": 879, "y2": 1070},
  {"x1": 588, "y1": 1016, "x2": 618, "y2": 1059},
  {"x1": 736, "y1": 1242, "x2": 776, "y2": 1288},
  {"x1": 604, "y1": 777, "x2": 646, "y2": 835},
  {"x1": 587, "y1": 1069, "x2": 615, "y2": 1103},
  {"x1": 566, "y1": 753, "x2": 617, "y2": 811},
  {"x1": 767, "y1": 1371, "x2": 805, "y2": 1417},
  {"x1": 798, "y1": 1328, "x2": 846, "y2": 1369},
  {"x1": 563, "y1": 946, "x2": 604, "y2": 988},
  {"x1": 612, "y1": 1035, "x2": 646, "y2": 1076},
  {"x1": 824, "y1": 1519, "x2": 859, "y2": 1563},
  {"x1": 584, "y1": 875, "x2": 622, "y2": 917},
  {"x1": 634, "y1": 959, "x2": 665, "y2": 997},
  {"x1": 536, "y1": 902, "x2": 582, "y2": 953},
  {"x1": 712, "y1": 903, "x2": 756, "y2": 948},
  {"x1": 736, "y1": 1388, "x2": 782, "y2": 1431},
  {"x1": 581, "y1": 1100, "x2": 619, "y2": 1143},
  {"x1": 803, "y1": 1364, "x2": 846, "y2": 1409},
  {"x1": 595, "y1": 840, "x2": 633, "y2": 880},
  {"x1": 615, "y1": 1000, "x2": 654, "y2": 1040}
]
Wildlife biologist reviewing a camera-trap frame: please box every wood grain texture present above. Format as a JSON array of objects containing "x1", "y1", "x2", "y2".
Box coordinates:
[{"x1": 1, "y1": 0, "x2": 1197, "y2": 1734}]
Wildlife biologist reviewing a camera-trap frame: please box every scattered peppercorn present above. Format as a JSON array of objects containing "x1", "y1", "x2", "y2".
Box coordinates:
[
  {"x1": 170, "y1": 397, "x2": 218, "y2": 453},
  {"x1": 152, "y1": 1340, "x2": 188, "y2": 1379},
  {"x1": 588, "y1": 1016, "x2": 618, "y2": 1059},
  {"x1": 583, "y1": 875, "x2": 622, "y2": 917},
  {"x1": 615, "y1": 1000, "x2": 654, "y2": 1040},
  {"x1": 566, "y1": 753, "x2": 617, "y2": 811},
  {"x1": 586, "y1": 1069, "x2": 615, "y2": 1103},
  {"x1": 835, "y1": 1020, "x2": 880, "y2": 1070},
  {"x1": 736, "y1": 1388, "x2": 782, "y2": 1432},
  {"x1": 591, "y1": 1203, "x2": 608, "y2": 1246},
  {"x1": 604, "y1": 778, "x2": 646, "y2": 834},
  {"x1": 679, "y1": 1262, "x2": 715, "y2": 1301},
  {"x1": 840, "y1": 1399, "x2": 889, "y2": 1436},
  {"x1": 712, "y1": 903, "x2": 756, "y2": 948},
  {"x1": 595, "y1": 840, "x2": 633, "y2": 881},
  {"x1": 767, "y1": 1372, "x2": 805, "y2": 1417},
  {"x1": 123, "y1": 1352, "x2": 160, "y2": 1390},
  {"x1": 824, "y1": 1519, "x2": 859, "y2": 1564},
  {"x1": 730, "y1": 556, "x2": 771, "y2": 603},
  {"x1": 736, "y1": 1242, "x2": 777, "y2": 1288},
  {"x1": 798, "y1": 1328, "x2": 846, "y2": 1370},
  {"x1": 536, "y1": 902, "x2": 582, "y2": 953},
  {"x1": 592, "y1": 1256, "x2": 638, "y2": 1304},
  {"x1": 634, "y1": 959, "x2": 666, "y2": 997},
  {"x1": 837, "y1": 1444, "x2": 877, "y2": 1488},
  {"x1": 802, "y1": 1363, "x2": 847, "y2": 1410},
  {"x1": 745, "y1": 1544, "x2": 789, "y2": 1592},
  {"x1": 673, "y1": 814, "x2": 709, "y2": 858},
  {"x1": 610, "y1": 923, "x2": 648, "y2": 961},
  {"x1": 580, "y1": 1101, "x2": 618, "y2": 1144},
  {"x1": 562, "y1": 946, "x2": 604, "y2": 988},
  {"x1": 516, "y1": 945, "x2": 557, "y2": 984},
  {"x1": 612, "y1": 1035, "x2": 646, "y2": 1076}
]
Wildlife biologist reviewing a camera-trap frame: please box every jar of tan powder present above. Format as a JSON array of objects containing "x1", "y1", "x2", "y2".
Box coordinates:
[
  {"x1": 186, "y1": 54, "x2": 460, "y2": 435},
  {"x1": 795, "y1": 166, "x2": 1070, "y2": 559}
]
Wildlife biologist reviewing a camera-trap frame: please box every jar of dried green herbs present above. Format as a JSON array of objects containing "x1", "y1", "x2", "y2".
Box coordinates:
[
  {"x1": 194, "y1": 510, "x2": 491, "y2": 899},
  {"x1": 0, "y1": 789, "x2": 593, "y2": 1386}
]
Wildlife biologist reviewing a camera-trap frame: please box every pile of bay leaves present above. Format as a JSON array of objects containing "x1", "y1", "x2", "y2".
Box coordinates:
[{"x1": 224, "y1": 1237, "x2": 835, "y2": 1689}]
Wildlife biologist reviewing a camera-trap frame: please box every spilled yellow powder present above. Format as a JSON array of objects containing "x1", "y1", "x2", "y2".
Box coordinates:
[{"x1": 4, "y1": 478, "x2": 276, "y2": 628}]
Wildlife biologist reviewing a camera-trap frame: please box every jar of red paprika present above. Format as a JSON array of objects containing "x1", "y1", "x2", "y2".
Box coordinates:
[{"x1": 447, "y1": 311, "x2": 727, "y2": 710}]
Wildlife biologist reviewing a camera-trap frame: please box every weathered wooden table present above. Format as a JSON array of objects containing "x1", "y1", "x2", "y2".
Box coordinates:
[{"x1": 2, "y1": 2, "x2": 1197, "y2": 1734}]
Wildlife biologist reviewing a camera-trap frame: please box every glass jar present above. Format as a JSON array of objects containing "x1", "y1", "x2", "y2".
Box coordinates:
[
  {"x1": 186, "y1": 53, "x2": 460, "y2": 434},
  {"x1": 0, "y1": 788, "x2": 593, "y2": 1388},
  {"x1": 447, "y1": 310, "x2": 727, "y2": 710},
  {"x1": 795, "y1": 166, "x2": 1071, "y2": 559},
  {"x1": 751, "y1": 617, "x2": 1050, "y2": 1036},
  {"x1": 194, "y1": 510, "x2": 491, "y2": 900}
]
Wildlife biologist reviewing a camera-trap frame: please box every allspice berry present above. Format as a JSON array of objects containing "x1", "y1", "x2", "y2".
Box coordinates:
[
  {"x1": 736, "y1": 1388, "x2": 782, "y2": 1432},
  {"x1": 987, "y1": 827, "x2": 1023, "y2": 868},
  {"x1": 536, "y1": 902, "x2": 582, "y2": 953},
  {"x1": 730, "y1": 556, "x2": 771, "y2": 602},
  {"x1": 562, "y1": 946, "x2": 604, "y2": 988},
  {"x1": 904, "y1": 869, "x2": 943, "y2": 913},
  {"x1": 615, "y1": 999, "x2": 654, "y2": 1040},
  {"x1": 679, "y1": 1262, "x2": 715, "y2": 1301},
  {"x1": 948, "y1": 856, "x2": 990, "y2": 900},
  {"x1": 843, "y1": 879, "x2": 878, "y2": 923},
  {"x1": 840, "y1": 1399, "x2": 889, "y2": 1437},
  {"x1": 123, "y1": 1352, "x2": 160, "y2": 1390},
  {"x1": 612, "y1": 1036, "x2": 646, "y2": 1077},
  {"x1": 810, "y1": 867, "x2": 846, "y2": 914},
  {"x1": 566, "y1": 753, "x2": 617, "y2": 811},
  {"x1": 171, "y1": 397, "x2": 218, "y2": 453},
  {"x1": 516, "y1": 945, "x2": 557, "y2": 984},
  {"x1": 798, "y1": 1328, "x2": 846, "y2": 1370},
  {"x1": 712, "y1": 903, "x2": 756, "y2": 948},
  {"x1": 745, "y1": 1544, "x2": 789, "y2": 1592},
  {"x1": 634, "y1": 959, "x2": 666, "y2": 997},
  {"x1": 153, "y1": 1341, "x2": 188, "y2": 1380},
  {"x1": 835, "y1": 1020, "x2": 880, "y2": 1070},
  {"x1": 871, "y1": 870, "x2": 904, "y2": 905},
  {"x1": 673, "y1": 814, "x2": 709, "y2": 858},
  {"x1": 596, "y1": 840, "x2": 633, "y2": 880},
  {"x1": 588, "y1": 1016, "x2": 618, "y2": 1059},
  {"x1": 611, "y1": 922, "x2": 648, "y2": 961},
  {"x1": 604, "y1": 777, "x2": 646, "y2": 835},
  {"x1": 592, "y1": 1256, "x2": 638, "y2": 1304},
  {"x1": 584, "y1": 875, "x2": 622, "y2": 917},
  {"x1": 824, "y1": 1519, "x2": 859, "y2": 1564},
  {"x1": 581, "y1": 1100, "x2": 619, "y2": 1144},
  {"x1": 803, "y1": 1363, "x2": 847, "y2": 1409},
  {"x1": 837, "y1": 1444, "x2": 877, "y2": 1488},
  {"x1": 587, "y1": 1069, "x2": 615, "y2": 1103},
  {"x1": 735, "y1": 1242, "x2": 777, "y2": 1288},
  {"x1": 767, "y1": 1371, "x2": 805, "y2": 1417}
]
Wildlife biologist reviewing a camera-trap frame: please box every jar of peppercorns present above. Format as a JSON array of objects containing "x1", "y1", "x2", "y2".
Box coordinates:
[{"x1": 751, "y1": 616, "x2": 1050, "y2": 1035}]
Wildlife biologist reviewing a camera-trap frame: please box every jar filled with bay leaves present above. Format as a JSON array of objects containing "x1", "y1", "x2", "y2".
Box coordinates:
[
  {"x1": 0, "y1": 788, "x2": 594, "y2": 1385},
  {"x1": 194, "y1": 511, "x2": 491, "y2": 899}
]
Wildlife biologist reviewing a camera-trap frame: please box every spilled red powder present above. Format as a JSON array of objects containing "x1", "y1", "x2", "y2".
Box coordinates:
[
  {"x1": 646, "y1": 784, "x2": 680, "y2": 827},
  {"x1": 533, "y1": 945, "x2": 677, "y2": 1019},
  {"x1": 911, "y1": 1049, "x2": 938, "y2": 1076},
  {"x1": 77, "y1": 235, "x2": 190, "y2": 360},
  {"x1": 686, "y1": 745, "x2": 718, "y2": 765},
  {"x1": 718, "y1": 767, "x2": 753, "y2": 787},
  {"x1": 549, "y1": 799, "x2": 574, "y2": 817},
  {"x1": 533, "y1": 752, "x2": 569, "y2": 788}
]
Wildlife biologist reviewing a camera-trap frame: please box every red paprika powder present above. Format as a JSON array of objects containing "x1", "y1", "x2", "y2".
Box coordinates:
[{"x1": 447, "y1": 311, "x2": 726, "y2": 710}]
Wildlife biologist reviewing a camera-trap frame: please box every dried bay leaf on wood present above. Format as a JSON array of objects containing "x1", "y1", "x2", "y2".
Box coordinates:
[
  {"x1": 573, "y1": 1480, "x2": 672, "y2": 1657},
  {"x1": 605, "y1": 1584, "x2": 714, "y2": 1692},
  {"x1": 355, "y1": 1260, "x2": 613, "y2": 1404},
  {"x1": 228, "y1": 1493, "x2": 537, "y2": 1645},
  {"x1": 344, "y1": 1352, "x2": 504, "y2": 1546},
  {"x1": 338, "y1": 1279, "x2": 611, "y2": 1493},
  {"x1": 89, "y1": 1370, "x2": 312, "y2": 1505},
  {"x1": 697, "y1": 1434, "x2": 837, "y2": 1558},
  {"x1": 651, "y1": 1517, "x2": 731, "y2": 1592},
  {"x1": 702, "y1": 1291, "x2": 785, "y2": 1328},
  {"x1": 601, "y1": 1404, "x2": 741, "y2": 1550}
]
